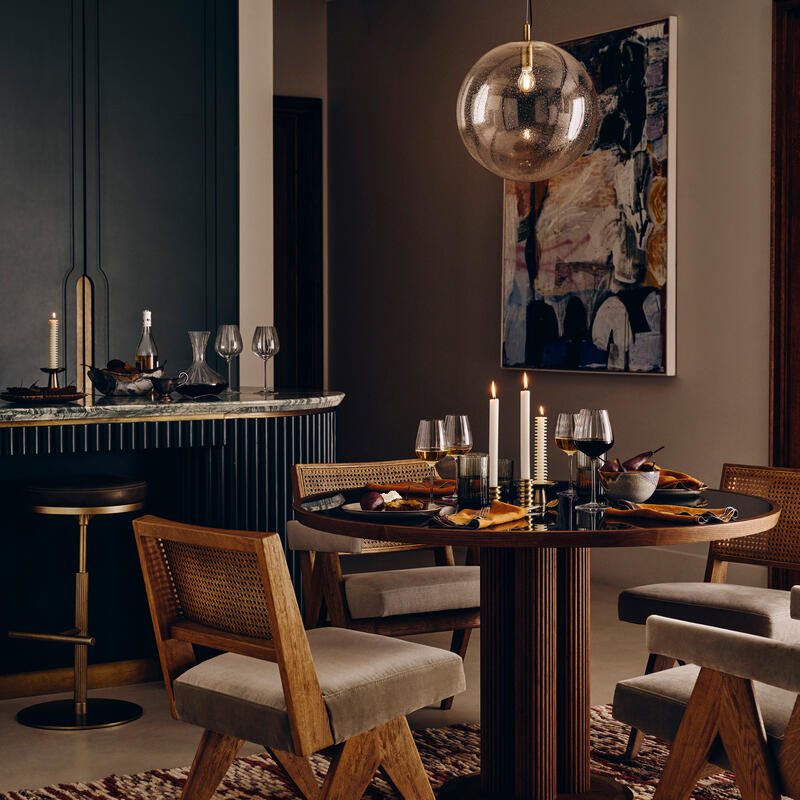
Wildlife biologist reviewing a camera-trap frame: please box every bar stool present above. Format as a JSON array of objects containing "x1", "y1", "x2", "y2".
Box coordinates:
[{"x1": 9, "y1": 475, "x2": 147, "y2": 730}]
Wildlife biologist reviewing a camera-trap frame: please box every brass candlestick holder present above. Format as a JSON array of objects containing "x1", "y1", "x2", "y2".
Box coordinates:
[
  {"x1": 488, "y1": 485, "x2": 501, "y2": 503},
  {"x1": 40, "y1": 367, "x2": 65, "y2": 389},
  {"x1": 516, "y1": 478, "x2": 534, "y2": 510}
]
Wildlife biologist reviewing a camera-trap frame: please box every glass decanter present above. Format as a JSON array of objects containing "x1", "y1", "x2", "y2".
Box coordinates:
[{"x1": 178, "y1": 331, "x2": 227, "y2": 398}]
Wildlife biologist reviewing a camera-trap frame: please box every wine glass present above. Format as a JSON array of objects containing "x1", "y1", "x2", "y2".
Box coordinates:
[
  {"x1": 444, "y1": 414, "x2": 473, "y2": 455},
  {"x1": 251, "y1": 326, "x2": 280, "y2": 395},
  {"x1": 214, "y1": 324, "x2": 243, "y2": 395},
  {"x1": 574, "y1": 409, "x2": 613, "y2": 512},
  {"x1": 555, "y1": 412, "x2": 578, "y2": 497},
  {"x1": 415, "y1": 419, "x2": 447, "y2": 507}
]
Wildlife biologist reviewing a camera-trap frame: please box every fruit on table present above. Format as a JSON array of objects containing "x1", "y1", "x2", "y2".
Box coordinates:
[
  {"x1": 621, "y1": 446, "x2": 664, "y2": 471},
  {"x1": 360, "y1": 491, "x2": 384, "y2": 511},
  {"x1": 601, "y1": 447, "x2": 665, "y2": 474}
]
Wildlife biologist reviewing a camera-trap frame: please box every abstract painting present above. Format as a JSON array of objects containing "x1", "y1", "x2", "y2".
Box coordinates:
[{"x1": 502, "y1": 18, "x2": 676, "y2": 375}]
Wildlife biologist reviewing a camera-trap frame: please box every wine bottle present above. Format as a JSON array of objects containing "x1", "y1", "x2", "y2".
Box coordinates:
[{"x1": 135, "y1": 309, "x2": 159, "y2": 370}]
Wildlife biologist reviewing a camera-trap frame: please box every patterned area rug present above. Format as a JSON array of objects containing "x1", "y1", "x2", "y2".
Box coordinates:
[{"x1": 1, "y1": 706, "x2": 740, "y2": 800}]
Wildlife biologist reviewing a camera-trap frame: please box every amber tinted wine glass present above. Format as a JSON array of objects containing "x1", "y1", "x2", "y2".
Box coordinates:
[{"x1": 555, "y1": 412, "x2": 578, "y2": 497}]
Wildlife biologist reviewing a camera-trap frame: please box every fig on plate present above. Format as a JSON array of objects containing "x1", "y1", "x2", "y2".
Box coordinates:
[{"x1": 360, "y1": 491, "x2": 384, "y2": 511}]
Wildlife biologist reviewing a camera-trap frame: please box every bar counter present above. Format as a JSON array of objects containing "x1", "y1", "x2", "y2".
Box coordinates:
[{"x1": 0, "y1": 390, "x2": 343, "y2": 686}]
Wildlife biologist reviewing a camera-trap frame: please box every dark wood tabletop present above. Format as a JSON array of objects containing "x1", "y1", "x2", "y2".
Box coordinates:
[{"x1": 293, "y1": 488, "x2": 779, "y2": 549}]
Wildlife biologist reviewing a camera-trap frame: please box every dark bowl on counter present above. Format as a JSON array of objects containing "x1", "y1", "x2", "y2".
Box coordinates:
[{"x1": 176, "y1": 382, "x2": 227, "y2": 399}]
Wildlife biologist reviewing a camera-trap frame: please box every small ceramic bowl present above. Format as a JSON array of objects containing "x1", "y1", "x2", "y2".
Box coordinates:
[{"x1": 600, "y1": 470, "x2": 660, "y2": 503}]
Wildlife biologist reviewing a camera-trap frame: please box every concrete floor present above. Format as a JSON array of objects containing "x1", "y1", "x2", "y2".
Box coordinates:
[{"x1": 0, "y1": 582, "x2": 647, "y2": 793}]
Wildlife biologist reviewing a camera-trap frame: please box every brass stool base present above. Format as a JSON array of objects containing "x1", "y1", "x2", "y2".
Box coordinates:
[{"x1": 16, "y1": 698, "x2": 143, "y2": 730}]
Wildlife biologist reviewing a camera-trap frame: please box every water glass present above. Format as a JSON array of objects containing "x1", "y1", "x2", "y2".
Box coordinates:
[
  {"x1": 252, "y1": 326, "x2": 280, "y2": 395},
  {"x1": 456, "y1": 453, "x2": 489, "y2": 510},
  {"x1": 214, "y1": 324, "x2": 243, "y2": 394}
]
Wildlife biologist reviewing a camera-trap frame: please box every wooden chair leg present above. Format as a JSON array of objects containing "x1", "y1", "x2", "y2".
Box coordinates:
[
  {"x1": 379, "y1": 717, "x2": 435, "y2": 800},
  {"x1": 181, "y1": 730, "x2": 243, "y2": 800},
  {"x1": 268, "y1": 747, "x2": 321, "y2": 800},
  {"x1": 716, "y1": 675, "x2": 781, "y2": 800},
  {"x1": 298, "y1": 551, "x2": 325, "y2": 629},
  {"x1": 778, "y1": 697, "x2": 800, "y2": 797},
  {"x1": 320, "y1": 729, "x2": 382, "y2": 800},
  {"x1": 624, "y1": 652, "x2": 676, "y2": 760},
  {"x1": 654, "y1": 668, "x2": 722, "y2": 800},
  {"x1": 440, "y1": 627, "x2": 472, "y2": 710}
]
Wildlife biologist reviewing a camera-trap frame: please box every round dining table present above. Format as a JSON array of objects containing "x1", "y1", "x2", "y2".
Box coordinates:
[{"x1": 293, "y1": 488, "x2": 780, "y2": 800}]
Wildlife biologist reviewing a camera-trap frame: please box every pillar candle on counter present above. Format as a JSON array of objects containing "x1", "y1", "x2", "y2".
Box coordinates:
[
  {"x1": 520, "y1": 372, "x2": 531, "y2": 480},
  {"x1": 48, "y1": 312, "x2": 59, "y2": 369},
  {"x1": 489, "y1": 381, "x2": 499, "y2": 486},
  {"x1": 534, "y1": 405, "x2": 547, "y2": 482}
]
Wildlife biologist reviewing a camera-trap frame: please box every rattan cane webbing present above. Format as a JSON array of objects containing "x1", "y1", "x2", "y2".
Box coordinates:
[
  {"x1": 159, "y1": 539, "x2": 273, "y2": 640},
  {"x1": 711, "y1": 463, "x2": 800, "y2": 568},
  {"x1": 294, "y1": 460, "x2": 435, "y2": 552}
]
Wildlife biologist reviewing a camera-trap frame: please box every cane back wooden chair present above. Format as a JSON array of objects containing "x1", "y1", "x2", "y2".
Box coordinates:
[
  {"x1": 619, "y1": 463, "x2": 800, "y2": 759},
  {"x1": 290, "y1": 459, "x2": 479, "y2": 710},
  {"x1": 134, "y1": 515, "x2": 465, "y2": 800},
  {"x1": 613, "y1": 592, "x2": 800, "y2": 800}
]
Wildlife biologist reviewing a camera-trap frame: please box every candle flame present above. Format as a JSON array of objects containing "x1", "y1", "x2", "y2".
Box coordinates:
[
  {"x1": 523, "y1": 372, "x2": 528, "y2": 389},
  {"x1": 539, "y1": 405, "x2": 545, "y2": 415},
  {"x1": 51, "y1": 312, "x2": 57, "y2": 320},
  {"x1": 491, "y1": 381, "x2": 497, "y2": 399}
]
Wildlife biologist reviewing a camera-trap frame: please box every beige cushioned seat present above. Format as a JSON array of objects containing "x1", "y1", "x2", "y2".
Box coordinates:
[
  {"x1": 618, "y1": 583, "x2": 800, "y2": 640},
  {"x1": 173, "y1": 626, "x2": 466, "y2": 752},
  {"x1": 343, "y1": 566, "x2": 480, "y2": 619},
  {"x1": 613, "y1": 664, "x2": 794, "y2": 769}
]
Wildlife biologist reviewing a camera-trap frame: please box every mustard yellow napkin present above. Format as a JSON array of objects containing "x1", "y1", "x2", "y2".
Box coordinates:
[
  {"x1": 605, "y1": 500, "x2": 737, "y2": 525},
  {"x1": 650, "y1": 464, "x2": 708, "y2": 491},
  {"x1": 440, "y1": 500, "x2": 528, "y2": 529}
]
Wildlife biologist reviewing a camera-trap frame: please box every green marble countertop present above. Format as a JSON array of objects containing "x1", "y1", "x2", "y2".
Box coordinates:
[{"x1": 0, "y1": 389, "x2": 345, "y2": 426}]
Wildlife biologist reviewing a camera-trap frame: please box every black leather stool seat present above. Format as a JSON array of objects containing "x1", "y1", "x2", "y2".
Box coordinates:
[{"x1": 27, "y1": 476, "x2": 147, "y2": 509}]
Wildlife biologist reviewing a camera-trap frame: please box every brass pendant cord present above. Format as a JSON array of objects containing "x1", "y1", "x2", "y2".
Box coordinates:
[{"x1": 523, "y1": 0, "x2": 532, "y2": 41}]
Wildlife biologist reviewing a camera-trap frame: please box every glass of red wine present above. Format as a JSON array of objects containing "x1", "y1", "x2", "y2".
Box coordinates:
[{"x1": 574, "y1": 409, "x2": 613, "y2": 512}]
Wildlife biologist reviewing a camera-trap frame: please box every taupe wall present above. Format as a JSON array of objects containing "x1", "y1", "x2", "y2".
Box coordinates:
[
  {"x1": 274, "y1": 0, "x2": 330, "y2": 388},
  {"x1": 327, "y1": 0, "x2": 772, "y2": 584},
  {"x1": 239, "y1": 0, "x2": 274, "y2": 388}
]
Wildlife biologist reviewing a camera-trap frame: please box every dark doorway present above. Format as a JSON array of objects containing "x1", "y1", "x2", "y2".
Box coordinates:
[
  {"x1": 769, "y1": 0, "x2": 800, "y2": 589},
  {"x1": 274, "y1": 96, "x2": 324, "y2": 390}
]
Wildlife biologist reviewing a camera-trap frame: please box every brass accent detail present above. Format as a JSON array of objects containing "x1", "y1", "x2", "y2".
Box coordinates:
[
  {"x1": 76, "y1": 275, "x2": 94, "y2": 396},
  {"x1": 31, "y1": 502, "x2": 145, "y2": 517},
  {"x1": 516, "y1": 478, "x2": 534, "y2": 510},
  {"x1": 488, "y1": 485, "x2": 502, "y2": 502},
  {"x1": 8, "y1": 631, "x2": 95, "y2": 646},
  {"x1": 13, "y1": 503, "x2": 146, "y2": 729},
  {"x1": 523, "y1": 21, "x2": 531, "y2": 41}
]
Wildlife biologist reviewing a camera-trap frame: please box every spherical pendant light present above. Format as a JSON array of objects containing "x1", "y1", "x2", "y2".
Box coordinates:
[{"x1": 456, "y1": 5, "x2": 599, "y2": 182}]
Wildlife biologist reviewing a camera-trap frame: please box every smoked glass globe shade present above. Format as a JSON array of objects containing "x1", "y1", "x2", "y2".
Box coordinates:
[{"x1": 456, "y1": 40, "x2": 599, "y2": 182}]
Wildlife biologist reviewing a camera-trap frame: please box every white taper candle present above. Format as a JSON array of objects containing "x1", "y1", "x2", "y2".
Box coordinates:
[
  {"x1": 520, "y1": 372, "x2": 531, "y2": 480},
  {"x1": 489, "y1": 381, "x2": 499, "y2": 487}
]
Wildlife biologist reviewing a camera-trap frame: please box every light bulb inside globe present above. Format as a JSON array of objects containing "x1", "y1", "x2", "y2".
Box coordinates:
[
  {"x1": 517, "y1": 66, "x2": 535, "y2": 93},
  {"x1": 456, "y1": 39, "x2": 599, "y2": 182}
]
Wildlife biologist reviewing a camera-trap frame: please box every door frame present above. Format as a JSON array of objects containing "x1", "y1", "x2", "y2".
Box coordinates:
[{"x1": 770, "y1": 0, "x2": 800, "y2": 466}]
